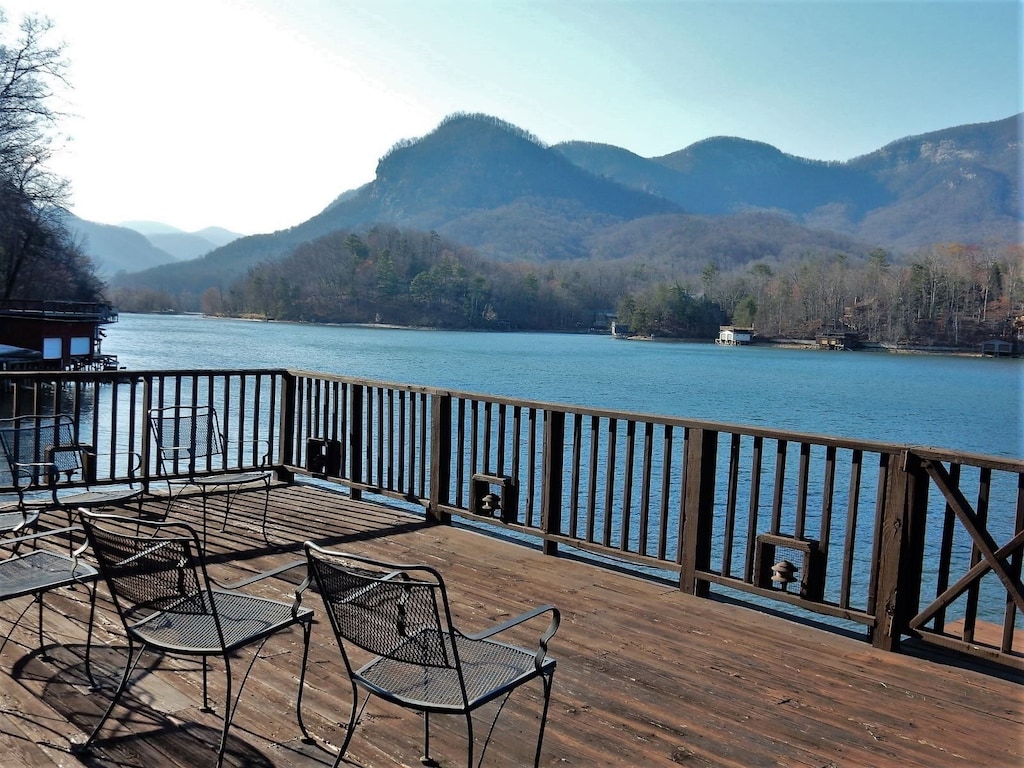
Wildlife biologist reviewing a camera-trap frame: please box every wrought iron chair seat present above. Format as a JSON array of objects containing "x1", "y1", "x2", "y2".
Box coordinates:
[
  {"x1": 0, "y1": 526, "x2": 99, "y2": 684},
  {"x1": 131, "y1": 589, "x2": 308, "y2": 654},
  {"x1": 297, "y1": 543, "x2": 559, "y2": 768},
  {"x1": 0, "y1": 546, "x2": 98, "y2": 598},
  {"x1": 77, "y1": 511, "x2": 312, "y2": 768},
  {"x1": 360, "y1": 628, "x2": 554, "y2": 711}
]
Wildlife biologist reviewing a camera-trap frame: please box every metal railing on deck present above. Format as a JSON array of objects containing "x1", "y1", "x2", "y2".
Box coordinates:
[{"x1": 2, "y1": 368, "x2": 1021, "y2": 670}]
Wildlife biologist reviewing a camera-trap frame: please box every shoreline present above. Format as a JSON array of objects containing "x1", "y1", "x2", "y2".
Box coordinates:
[{"x1": 142, "y1": 312, "x2": 1018, "y2": 358}]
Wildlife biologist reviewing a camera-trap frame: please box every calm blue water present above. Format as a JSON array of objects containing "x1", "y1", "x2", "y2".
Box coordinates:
[{"x1": 106, "y1": 313, "x2": 1023, "y2": 459}]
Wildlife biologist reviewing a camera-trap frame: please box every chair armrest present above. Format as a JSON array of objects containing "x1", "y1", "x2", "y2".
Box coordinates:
[
  {"x1": 92, "y1": 450, "x2": 144, "y2": 481},
  {"x1": 230, "y1": 438, "x2": 272, "y2": 467},
  {"x1": 213, "y1": 558, "x2": 307, "y2": 590},
  {"x1": 465, "y1": 604, "x2": 561, "y2": 671},
  {"x1": 10, "y1": 459, "x2": 58, "y2": 486},
  {"x1": 0, "y1": 525, "x2": 82, "y2": 554}
]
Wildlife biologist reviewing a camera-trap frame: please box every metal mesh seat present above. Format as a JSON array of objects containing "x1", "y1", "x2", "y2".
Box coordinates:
[
  {"x1": 149, "y1": 406, "x2": 273, "y2": 544},
  {"x1": 77, "y1": 510, "x2": 313, "y2": 767},
  {"x1": 0, "y1": 526, "x2": 98, "y2": 682},
  {"x1": 297, "y1": 543, "x2": 559, "y2": 768},
  {"x1": 0, "y1": 414, "x2": 142, "y2": 543}
]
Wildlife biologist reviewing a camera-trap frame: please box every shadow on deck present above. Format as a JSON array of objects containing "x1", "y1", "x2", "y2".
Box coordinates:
[{"x1": 1, "y1": 481, "x2": 1021, "y2": 767}]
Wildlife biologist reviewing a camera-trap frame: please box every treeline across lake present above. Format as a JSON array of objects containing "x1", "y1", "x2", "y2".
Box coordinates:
[{"x1": 112, "y1": 225, "x2": 1023, "y2": 347}]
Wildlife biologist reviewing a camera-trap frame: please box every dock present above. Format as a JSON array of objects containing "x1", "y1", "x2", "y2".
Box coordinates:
[{"x1": 2, "y1": 483, "x2": 1021, "y2": 768}]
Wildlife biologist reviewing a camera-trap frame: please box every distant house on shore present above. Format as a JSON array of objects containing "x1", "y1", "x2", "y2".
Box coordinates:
[
  {"x1": 716, "y1": 326, "x2": 754, "y2": 346},
  {"x1": 0, "y1": 300, "x2": 121, "y2": 371}
]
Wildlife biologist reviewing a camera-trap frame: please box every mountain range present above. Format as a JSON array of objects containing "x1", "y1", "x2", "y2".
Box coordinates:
[
  {"x1": 101, "y1": 112, "x2": 1020, "y2": 300},
  {"x1": 62, "y1": 214, "x2": 242, "y2": 276}
]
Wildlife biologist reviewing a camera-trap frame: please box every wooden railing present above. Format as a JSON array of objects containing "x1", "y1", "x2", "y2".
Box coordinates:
[{"x1": 2, "y1": 368, "x2": 1021, "y2": 669}]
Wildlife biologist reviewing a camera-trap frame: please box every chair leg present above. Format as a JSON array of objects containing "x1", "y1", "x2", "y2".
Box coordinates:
[
  {"x1": 0, "y1": 598, "x2": 34, "y2": 655},
  {"x1": 533, "y1": 671, "x2": 556, "y2": 768},
  {"x1": 295, "y1": 621, "x2": 313, "y2": 741},
  {"x1": 464, "y1": 713, "x2": 474, "y2": 768},
  {"x1": 216, "y1": 637, "x2": 271, "y2": 768},
  {"x1": 215, "y1": 654, "x2": 233, "y2": 768},
  {"x1": 259, "y1": 477, "x2": 271, "y2": 541},
  {"x1": 83, "y1": 580, "x2": 97, "y2": 690},
  {"x1": 35, "y1": 591, "x2": 45, "y2": 657},
  {"x1": 78, "y1": 638, "x2": 145, "y2": 754},
  {"x1": 331, "y1": 677, "x2": 362, "y2": 768}
]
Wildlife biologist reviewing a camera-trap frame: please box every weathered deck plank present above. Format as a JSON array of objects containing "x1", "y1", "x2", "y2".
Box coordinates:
[{"x1": 0, "y1": 481, "x2": 1021, "y2": 767}]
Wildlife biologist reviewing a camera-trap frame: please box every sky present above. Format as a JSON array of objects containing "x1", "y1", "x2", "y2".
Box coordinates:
[{"x1": 1, "y1": 0, "x2": 1021, "y2": 236}]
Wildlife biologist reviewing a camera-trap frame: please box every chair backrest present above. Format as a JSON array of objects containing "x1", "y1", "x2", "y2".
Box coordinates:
[
  {"x1": 149, "y1": 406, "x2": 226, "y2": 475},
  {"x1": 0, "y1": 414, "x2": 86, "y2": 488},
  {"x1": 80, "y1": 511, "x2": 221, "y2": 638},
  {"x1": 304, "y1": 542, "x2": 458, "y2": 669}
]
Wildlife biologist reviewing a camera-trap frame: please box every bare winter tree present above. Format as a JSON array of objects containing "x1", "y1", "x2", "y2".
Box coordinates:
[{"x1": 0, "y1": 11, "x2": 101, "y2": 301}]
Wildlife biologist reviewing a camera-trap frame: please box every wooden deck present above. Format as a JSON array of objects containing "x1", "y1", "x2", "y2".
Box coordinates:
[{"x1": 1, "y1": 481, "x2": 1021, "y2": 767}]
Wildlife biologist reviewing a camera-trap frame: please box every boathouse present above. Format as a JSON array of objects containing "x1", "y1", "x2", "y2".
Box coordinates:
[
  {"x1": 716, "y1": 325, "x2": 753, "y2": 345},
  {"x1": 815, "y1": 327, "x2": 861, "y2": 350},
  {"x1": 981, "y1": 338, "x2": 1014, "y2": 357},
  {"x1": 0, "y1": 299, "x2": 120, "y2": 371}
]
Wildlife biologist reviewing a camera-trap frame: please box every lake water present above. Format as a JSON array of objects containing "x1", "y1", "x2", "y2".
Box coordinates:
[{"x1": 107, "y1": 313, "x2": 1022, "y2": 459}]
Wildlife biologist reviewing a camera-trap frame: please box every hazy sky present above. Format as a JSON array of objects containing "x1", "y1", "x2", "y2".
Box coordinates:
[{"x1": 2, "y1": 0, "x2": 1021, "y2": 235}]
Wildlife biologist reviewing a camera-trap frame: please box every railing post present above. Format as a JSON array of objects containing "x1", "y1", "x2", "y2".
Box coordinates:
[
  {"x1": 871, "y1": 450, "x2": 929, "y2": 651},
  {"x1": 428, "y1": 393, "x2": 452, "y2": 525},
  {"x1": 139, "y1": 375, "x2": 153, "y2": 493},
  {"x1": 540, "y1": 409, "x2": 565, "y2": 557},
  {"x1": 279, "y1": 371, "x2": 297, "y2": 476},
  {"x1": 349, "y1": 384, "x2": 363, "y2": 501},
  {"x1": 680, "y1": 427, "x2": 718, "y2": 597}
]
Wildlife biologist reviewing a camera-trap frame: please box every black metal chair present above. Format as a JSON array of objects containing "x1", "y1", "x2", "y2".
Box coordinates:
[
  {"x1": 0, "y1": 525, "x2": 98, "y2": 683},
  {"x1": 77, "y1": 510, "x2": 313, "y2": 767},
  {"x1": 0, "y1": 414, "x2": 142, "y2": 546},
  {"x1": 148, "y1": 405, "x2": 273, "y2": 544},
  {"x1": 297, "y1": 542, "x2": 560, "y2": 768}
]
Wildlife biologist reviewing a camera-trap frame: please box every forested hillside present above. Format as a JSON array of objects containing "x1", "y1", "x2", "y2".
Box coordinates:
[{"x1": 114, "y1": 220, "x2": 1021, "y2": 349}]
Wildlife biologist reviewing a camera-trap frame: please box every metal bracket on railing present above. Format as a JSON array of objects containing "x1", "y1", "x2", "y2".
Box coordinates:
[
  {"x1": 754, "y1": 533, "x2": 826, "y2": 601},
  {"x1": 306, "y1": 438, "x2": 342, "y2": 477},
  {"x1": 470, "y1": 473, "x2": 517, "y2": 523}
]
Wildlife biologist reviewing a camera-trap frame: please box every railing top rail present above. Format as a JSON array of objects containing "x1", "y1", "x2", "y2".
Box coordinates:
[
  {"x1": 286, "y1": 369, "x2": 1022, "y2": 466},
  {"x1": 4, "y1": 368, "x2": 1019, "y2": 468}
]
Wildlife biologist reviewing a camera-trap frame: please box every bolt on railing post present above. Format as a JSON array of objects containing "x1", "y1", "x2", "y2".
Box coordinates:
[
  {"x1": 871, "y1": 449, "x2": 929, "y2": 651},
  {"x1": 540, "y1": 409, "x2": 565, "y2": 557},
  {"x1": 428, "y1": 393, "x2": 452, "y2": 525},
  {"x1": 680, "y1": 427, "x2": 718, "y2": 597}
]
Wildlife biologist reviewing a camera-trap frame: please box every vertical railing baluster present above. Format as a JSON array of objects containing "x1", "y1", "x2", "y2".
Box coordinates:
[
  {"x1": 840, "y1": 449, "x2": 863, "y2": 609},
  {"x1": 603, "y1": 417, "x2": 617, "y2": 548},
  {"x1": 639, "y1": 422, "x2": 653, "y2": 558},
  {"x1": 570, "y1": 413, "x2": 582, "y2": 540},
  {"x1": 795, "y1": 442, "x2": 811, "y2": 540},
  {"x1": 723, "y1": 433, "x2": 741, "y2": 578},
  {"x1": 771, "y1": 439, "x2": 788, "y2": 534},
  {"x1": 657, "y1": 424, "x2": 673, "y2": 562},
  {"x1": 455, "y1": 398, "x2": 466, "y2": 507},
  {"x1": 744, "y1": 435, "x2": 764, "y2": 582},
  {"x1": 963, "y1": 466, "x2": 992, "y2": 643},
  {"x1": 586, "y1": 415, "x2": 599, "y2": 544}
]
